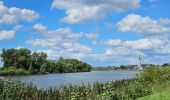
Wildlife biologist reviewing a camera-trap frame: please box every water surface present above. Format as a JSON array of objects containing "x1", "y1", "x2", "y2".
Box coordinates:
[{"x1": 0, "y1": 70, "x2": 139, "y2": 89}]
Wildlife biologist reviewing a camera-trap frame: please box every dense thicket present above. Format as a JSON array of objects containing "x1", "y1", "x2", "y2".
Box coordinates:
[
  {"x1": 0, "y1": 48, "x2": 92, "y2": 75},
  {"x1": 0, "y1": 67, "x2": 169, "y2": 100}
]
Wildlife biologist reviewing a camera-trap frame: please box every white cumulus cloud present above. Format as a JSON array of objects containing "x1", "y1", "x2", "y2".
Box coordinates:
[
  {"x1": 0, "y1": 1, "x2": 39, "y2": 24},
  {"x1": 33, "y1": 23, "x2": 47, "y2": 32},
  {"x1": 102, "y1": 39, "x2": 122, "y2": 46},
  {"x1": 85, "y1": 33, "x2": 98, "y2": 39},
  {"x1": 27, "y1": 26, "x2": 92, "y2": 56},
  {"x1": 0, "y1": 25, "x2": 22, "y2": 41},
  {"x1": 117, "y1": 14, "x2": 170, "y2": 35},
  {"x1": 123, "y1": 38, "x2": 163, "y2": 50},
  {"x1": 51, "y1": 0, "x2": 141, "y2": 24}
]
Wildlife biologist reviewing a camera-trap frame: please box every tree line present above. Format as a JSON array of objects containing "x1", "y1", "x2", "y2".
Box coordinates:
[
  {"x1": 93, "y1": 65, "x2": 137, "y2": 71},
  {"x1": 0, "y1": 48, "x2": 92, "y2": 75}
]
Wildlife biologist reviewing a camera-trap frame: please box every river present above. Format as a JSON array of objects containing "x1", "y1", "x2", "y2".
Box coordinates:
[{"x1": 0, "y1": 70, "x2": 140, "y2": 89}]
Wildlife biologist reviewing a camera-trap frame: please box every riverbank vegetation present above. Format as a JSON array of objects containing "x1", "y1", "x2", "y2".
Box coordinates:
[
  {"x1": 93, "y1": 64, "x2": 160, "y2": 71},
  {"x1": 0, "y1": 66, "x2": 169, "y2": 100},
  {"x1": 0, "y1": 48, "x2": 92, "y2": 75},
  {"x1": 92, "y1": 65, "x2": 136, "y2": 71},
  {"x1": 138, "y1": 79, "x2": 170, "y2": 100}
]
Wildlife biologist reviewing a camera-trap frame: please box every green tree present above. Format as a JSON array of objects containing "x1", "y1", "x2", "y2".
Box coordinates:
[
  {"x1": 0, "y1": 48, "x2": 92, "y2": 75},
  {"x1": 40, "y1": 63, "x2": 47, "y2": 74}
]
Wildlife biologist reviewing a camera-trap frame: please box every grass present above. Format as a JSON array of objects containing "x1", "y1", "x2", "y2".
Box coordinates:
[
  {"x1": 138, "y1": 89, "x2": 170, "y2": 100},
  {"x1": 138, "y1": 81, "x2": 170, "y2": 100}
]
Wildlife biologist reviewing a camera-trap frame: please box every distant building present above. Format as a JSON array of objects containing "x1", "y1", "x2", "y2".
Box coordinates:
[
  {"x1": 137, "y1": 56, "x2": 143, "y2": 70},
  {"x1": 133, "y1": 56, "x2": 146, "y2": 70},
  {"x1": 134, "y1": 56, "x2": 155, "y2": 70}
]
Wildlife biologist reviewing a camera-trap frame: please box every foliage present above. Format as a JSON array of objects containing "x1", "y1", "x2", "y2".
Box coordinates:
[
  {"x1": 92, "y1": 66, "x2": 116, "y2": 71},
  {"x1": 0, "y1": 48, "x2": 92, "y2": 75},
  {"x1": 93, "y1": 65, "x2": 136, "y2": 71},
  {"x1": 0, "y1": 67, "x2": 30, "y2": 75},
  {"x1": 138, "y1": 82, "x2": 170, "y2": 100},
  {"x1": 138, "y1": 66, "x2": 170, "y2": 83}
]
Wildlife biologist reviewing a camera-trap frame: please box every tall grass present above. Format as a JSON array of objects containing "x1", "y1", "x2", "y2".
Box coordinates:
[{"x1": 0, "y1": 66, "x2": 170, "y2": 100}]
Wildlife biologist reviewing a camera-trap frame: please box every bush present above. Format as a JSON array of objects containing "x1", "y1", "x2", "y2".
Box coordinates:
[
  {"x1": 138, "y1": 66, "x2": 170, "y2": 83},
  {"x1": 15, "y1": 68, "x2": 28, "y2": 75},
  {"x1": 0, "y1": 67, "x2": 30, "y2": 76}
]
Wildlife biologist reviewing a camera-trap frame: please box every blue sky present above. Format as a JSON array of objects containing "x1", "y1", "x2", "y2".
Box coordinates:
[{"x1": 0, "y1": 0, "x2": 170, "y2": 66}]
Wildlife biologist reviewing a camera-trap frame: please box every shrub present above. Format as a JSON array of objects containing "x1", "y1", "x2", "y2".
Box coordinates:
[
  {"x1": 0, "y1": 67, "x2": 30, "y2": 75},
  {"x1": 15, "y1": 68, "x2": 28, "y2": 75}
]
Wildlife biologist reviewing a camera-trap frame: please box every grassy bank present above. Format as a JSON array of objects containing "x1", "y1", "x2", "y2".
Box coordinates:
[
  {"x1": 138, "y1": 81, "x2": 170, "y2": 100},
  {"x1": 0, "y1": 66, "x2": 170, "y2": 100},
  {"x1": 139, "y1": 89, "x2": 170, "y2": 100}
]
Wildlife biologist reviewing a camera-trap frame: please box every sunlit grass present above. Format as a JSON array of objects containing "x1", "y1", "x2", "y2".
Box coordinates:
[
  {"x1": 138, "y1": 81, "x2": 170, "y2": 100},
  {"x1": 138, "y1": 89, "x2": 170, "y2": 100}
]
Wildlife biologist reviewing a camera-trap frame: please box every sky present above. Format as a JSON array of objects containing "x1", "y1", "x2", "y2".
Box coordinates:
[{"x1": 0, "y1": 0, "x2": 170, "y2": 66}]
